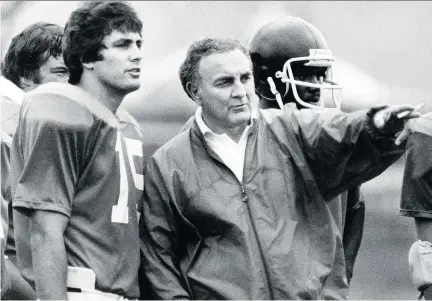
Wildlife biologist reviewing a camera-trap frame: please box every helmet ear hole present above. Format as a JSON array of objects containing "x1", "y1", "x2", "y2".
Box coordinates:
[{"x1": 258, "y1": 65, "x2": 269, "y2": 84}]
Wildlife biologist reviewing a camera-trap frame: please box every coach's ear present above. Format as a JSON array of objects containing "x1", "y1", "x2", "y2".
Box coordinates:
[{"x1": 186, "y1": 82, "x2": 202, "y2": 105}]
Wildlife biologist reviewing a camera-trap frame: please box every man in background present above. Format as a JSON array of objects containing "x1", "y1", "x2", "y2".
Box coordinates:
[{"x1": 1, "y1": 21, "x2": 68, "y2": 299}]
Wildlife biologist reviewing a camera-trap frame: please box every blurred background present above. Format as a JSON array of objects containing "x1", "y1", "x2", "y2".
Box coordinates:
[{"x1": 2, "y1": 1, "x2": 432, "y2": 299}]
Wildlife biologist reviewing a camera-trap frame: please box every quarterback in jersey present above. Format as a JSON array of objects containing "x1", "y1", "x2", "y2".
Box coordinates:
[
  {"x1": 12, "y1": 82, "x2": 144, "y2": 297},
  {"x1": 10, "y1": 2, "x2": 145, "y2": 300}
]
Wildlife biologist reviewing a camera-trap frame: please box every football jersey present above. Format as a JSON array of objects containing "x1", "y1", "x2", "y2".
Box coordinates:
[
  {"x1": 1, "y1": 77, "x2": 24, "y2": 262},
  {"x1": 1, "y1": 132, "x2": 12, "y2": 296},
  {"x1": 1, "y1": 131, "x2": 12, "y2": 241},
  {"x1": 400, "y1": 113, "x2": 432, "y2": 218},
  {"x1": 11, "y1": 82, "x2": 144, "y2": 298}
]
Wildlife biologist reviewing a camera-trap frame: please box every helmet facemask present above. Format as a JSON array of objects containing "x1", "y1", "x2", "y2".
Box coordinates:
[{"x1": 270, "y1": 49, "x2": 342, "y2": 110}]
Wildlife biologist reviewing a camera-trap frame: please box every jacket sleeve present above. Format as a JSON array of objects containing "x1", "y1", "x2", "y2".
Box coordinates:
[
  {"x1": 290, "y1": 108, "x2": 403, "y2": 200},
  {"x1": 140, "y1": 156, "x2": 191, "y2": 300}
]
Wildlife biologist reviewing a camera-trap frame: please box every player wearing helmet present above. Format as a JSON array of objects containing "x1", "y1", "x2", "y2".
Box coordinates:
[
  {"x1": 248, "y1": 16, "x2": 341, "y2": 111},
  {"x1": 248, "y1": 17, "x2": 366, "y2": 296}
]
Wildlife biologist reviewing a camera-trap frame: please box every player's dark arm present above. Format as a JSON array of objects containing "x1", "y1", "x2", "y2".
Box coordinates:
[
  {"x1": 342, "y1": 186, "x2": 365, "y2": 284},
  {"x1": 28, "y1": 209, "x2": 68, "y2": 300},
  {"x1": 401, "y1": 121, "x2": 432, "y2": 300},
  {"x1": 409, "y1": 218, "x2": 432, "y2": 300},
  {"x1": 415, "y1": 218, "x2": 432, "y2": 243}
]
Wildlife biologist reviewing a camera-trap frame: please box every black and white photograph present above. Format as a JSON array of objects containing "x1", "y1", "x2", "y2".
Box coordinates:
[{"x1": 1, "y1": 1, "x2": 431, "y2": 300}]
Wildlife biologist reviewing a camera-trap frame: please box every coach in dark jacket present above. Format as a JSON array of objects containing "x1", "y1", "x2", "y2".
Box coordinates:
[{"x1": 139, "y1": 37, "x2": 420, "y2": 299}]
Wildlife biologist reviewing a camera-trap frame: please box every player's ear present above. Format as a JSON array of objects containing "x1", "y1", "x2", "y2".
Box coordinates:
[
  {"x1": 19, "y1": 77, "x2": 36, "y2": 92},
  {"x1": 186, "y1": 82, "x2": 202, "y2": 105}
]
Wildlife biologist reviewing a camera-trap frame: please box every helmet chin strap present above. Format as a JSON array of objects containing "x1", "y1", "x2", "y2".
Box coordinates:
[{"x1": 267, "y1": 77, "x2": 285, "y2": 111}]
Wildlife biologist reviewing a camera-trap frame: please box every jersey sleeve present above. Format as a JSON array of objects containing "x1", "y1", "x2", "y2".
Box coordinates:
[
  {"x1": 400, "y1": 116, "x2": 432, "y2": 218},
  {"x1": 12, "y1": 91, "x2": 93, "y2": 217}
]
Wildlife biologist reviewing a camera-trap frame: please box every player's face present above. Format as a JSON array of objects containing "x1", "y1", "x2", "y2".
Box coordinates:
[
  {"x1": 93, "y1": 30, "x2": 142, "y2": 94},
  {"x1": 195, "y1": 49, "x2": 254, "y2": 134},
  {"x1": 23, "y1": 56, "x2": 69, "y2": 92},
  {"x1": 292, "y1": 66, "x2": 327, "y2": 108}
]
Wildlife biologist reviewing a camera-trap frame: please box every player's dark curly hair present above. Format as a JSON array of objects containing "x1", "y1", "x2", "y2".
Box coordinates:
[
  {"x1": 1, "y1": 22, "x2": 64, "y2": 89},
  {"x1": 179, "y1": 37, "x2": 250, "y2": 100},
  {"x1": 63, "y1": 1, "x2": 142, "y2": 84}
]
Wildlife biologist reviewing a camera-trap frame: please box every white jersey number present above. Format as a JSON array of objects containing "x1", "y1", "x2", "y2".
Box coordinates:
[{"x1": 112, "y1": 132, "x2": 143, "y2": 224}]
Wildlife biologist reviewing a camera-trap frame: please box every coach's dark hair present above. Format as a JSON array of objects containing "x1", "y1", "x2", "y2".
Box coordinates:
[
  {"x1": 63, "y1": 1, "x2": 142, "y2": 84},
  {"x1": 179, "y1": 37, "x2": 250, "y2": 100},
  {"x1": 1, "y1": 22, "x2": 63, "y2": 89}
]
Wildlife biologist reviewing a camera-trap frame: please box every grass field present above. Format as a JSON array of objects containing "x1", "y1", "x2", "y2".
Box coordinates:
[{"x1": 349, "y1": 157, "x2": 418, "y2": 300}]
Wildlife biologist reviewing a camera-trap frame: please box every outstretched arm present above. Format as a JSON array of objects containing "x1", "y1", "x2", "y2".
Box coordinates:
[{"x1": 290, "y1": 104, "x2": 422, "y2": 200}]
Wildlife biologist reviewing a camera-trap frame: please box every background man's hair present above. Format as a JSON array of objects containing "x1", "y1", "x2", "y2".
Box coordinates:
[
  {"x1": 63, "y1": 1, "x2": 142, "y2": 84},
  {"x1": 179, "y1": 36, "x2": 249, "y2": 99},
  {"x1": 1, "y1": 22, "x2": 64, "y2": 88}
]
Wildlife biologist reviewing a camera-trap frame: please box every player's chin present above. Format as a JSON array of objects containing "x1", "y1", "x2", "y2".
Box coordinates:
[
  {"x1": 123, "y1": 81, "x2": 141, "y2": 93},
  {"x1": 304, "y1": 96, "x2": 320, "y2": 106}
]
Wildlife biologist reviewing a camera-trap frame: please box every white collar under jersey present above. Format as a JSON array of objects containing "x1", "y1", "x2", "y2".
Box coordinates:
[
  {"x1": 1, "y1": 76, "x2": 25, "y2": 136},
  {"x1": 0, "y1": 76, "x2": 25, "y2": 104},
  {"x1": 195, "y1": 106, "x2": 257, "y2": 182}
]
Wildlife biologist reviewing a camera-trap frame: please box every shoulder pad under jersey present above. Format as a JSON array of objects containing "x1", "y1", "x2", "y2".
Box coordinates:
[
  {"x1": 23, "y1": 82, "x2": 120, "y2": 131},
  {"x1": 0, "y1": 77, "x2": 24, "y2": 135}
]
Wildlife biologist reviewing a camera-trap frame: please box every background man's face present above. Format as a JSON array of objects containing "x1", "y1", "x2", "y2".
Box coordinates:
[
  {"x1": 37, "y1": 56, "x2": 69, "y2": 84},
  {"x1": 23, "y1": 55, "x2": 69, "y2": 92}
]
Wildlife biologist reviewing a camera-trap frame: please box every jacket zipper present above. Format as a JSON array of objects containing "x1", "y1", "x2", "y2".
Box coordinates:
[
  {"x1": 202, "y1": 132, "x2": 275, "y2": 298},
  {"x1": 240, "y1": 184, "x2": 275, "y2": 299}
]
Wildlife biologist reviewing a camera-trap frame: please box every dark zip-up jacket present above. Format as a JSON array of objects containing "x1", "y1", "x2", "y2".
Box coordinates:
[{"x1": 140, "y1": 107, "x2": 403, "y2": 299}]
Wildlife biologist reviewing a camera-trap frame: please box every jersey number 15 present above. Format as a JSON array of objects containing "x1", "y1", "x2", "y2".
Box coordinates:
[{"x1": 112, "y1": 132, "x2": 143, "y2": 224}]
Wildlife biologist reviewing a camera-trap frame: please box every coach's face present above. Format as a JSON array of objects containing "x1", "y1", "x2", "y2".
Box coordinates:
[
  {"x1": 193, "y1": 49, "x2": 255, "y2": 134},
  {"x1": 93, "y1": 30, "x2": 142, "y2": 94}
]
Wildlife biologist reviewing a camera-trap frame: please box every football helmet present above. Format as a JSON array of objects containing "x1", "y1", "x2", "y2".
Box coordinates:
[{"x1": 248, "y1": 16, "x2": 342, "y2": 110}]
